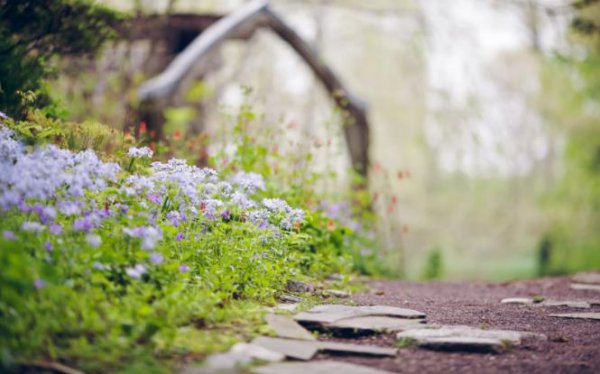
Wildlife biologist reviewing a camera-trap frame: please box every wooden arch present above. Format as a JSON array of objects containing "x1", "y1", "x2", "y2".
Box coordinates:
[{"x1": 138, "y1": 0, "x2": 370, "y2": 177}]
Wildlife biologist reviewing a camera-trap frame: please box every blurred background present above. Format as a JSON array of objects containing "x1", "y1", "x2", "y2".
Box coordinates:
[{"x1": 53, "y1": 0, "x2": 600, "y2": 280}]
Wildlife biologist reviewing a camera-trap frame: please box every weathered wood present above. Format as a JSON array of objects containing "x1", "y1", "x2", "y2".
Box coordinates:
[
  {"x1": 262, "y1": 7, "x2": 370, "y2": 177},
  {"x1": 138, "y1": 0, "x2": 269, "y2": 101},
  {"x1": 137, "y1": 0, "x2": 370, "y2": 177}
]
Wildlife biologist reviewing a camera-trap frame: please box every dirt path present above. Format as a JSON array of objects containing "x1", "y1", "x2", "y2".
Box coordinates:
[{"x1": 315, "y1": 277, "x2": 600, "y2": 373}]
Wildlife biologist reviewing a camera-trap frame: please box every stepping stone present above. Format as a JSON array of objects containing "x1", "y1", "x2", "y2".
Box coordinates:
[
  {"x1": 274, "y1": 303, "x2": 298, "y2": 312},
  {"x1": 549, "y1": 312, "x2": 600, "y2": 321},
  {"x1": 570, "y1": 283, "x2": 600, "y2": 291},
  {"x1": 265, "y1": 314, "x2": 316, "y2": 341},
  {"x1": 572, "y1": 272, "x2": 600, "y2": 285},
  {"x1": 251, "y1": 337, "x2": 318, "y2": 361},
  {"x1": 279, "y1": 294, "x2": 303, "y2": 303},
  {"x1": 328, "y1": 316, "x2": 429, "y2": 333},
  {"x1": 286, "y1": 280, "x2": 315, "y2": 293},
  {"x1": 250, "y1": 336, "x2": 397, "y2": 360},
  {"x1": 397, "y1": 325, "x2": 545, "y2": 347},
  {"x1": 324, "y1": 289, "x2": 350, "y2": 298},
  {"x1": 196, "y1": 343, "x2": 285, "y2": 373},
  {"x1": 417, "y1": 337, "x2": 505, "y2": 353},
  {"x1": 253, "y1": 360, "x2": 395, "y2": 374},
  {"x1": 540, "y1": 300, "x2": 590, "y2": 309},
  {"x1": 317, "y1": 340, "x2": 397, "y2": 356},
  {"x1": 295, "y1": 304, "x2": 426, "y2": 325},
  {"x1": 501, "y1": 297, "x2": 534, "y2": 305}
]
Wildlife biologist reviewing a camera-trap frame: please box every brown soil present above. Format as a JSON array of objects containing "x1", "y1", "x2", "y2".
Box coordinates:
[{"x1": 317, "y1": 276, "x2": 600, "y2": 374}]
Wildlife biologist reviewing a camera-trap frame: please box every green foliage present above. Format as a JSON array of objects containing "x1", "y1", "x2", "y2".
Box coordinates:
[
  {"x1": 0, "y1": 113, "x2": 363, "y2": 372},
  {"x1": 422, "y1": 248, "x2": 443, "y2": 281},
  {"x1": 0, "y1": 0, "x2": 124, "y2": 118},
  {"x1": 536, "y1": 4, "x2": 600, "y2": 275}
]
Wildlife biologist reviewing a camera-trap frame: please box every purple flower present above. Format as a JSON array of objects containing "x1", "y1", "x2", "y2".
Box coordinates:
[
  {"x1": 175, "y1": 233, "x2": 185, "y2": 241},
  {"x1": 44, "y1": 241, "x2": 53, "y2": 252},
  {"x1": 73, "y1": 217, "x2": 94, "y2": 232},
  {"x1": 179, "y1": 264, "x2": 190, "y2": 273},
  {"x1": 49, "y1": 223, "x2": 62, "y2": 235},
  {"x1": 34, "y1": 278, "x2": 46, "y2": 289},
  {"x1": 86, "y1": 233, "x2": 102, "y2": 248},
  {"x1": 123, "y1": 226, "x2": 162, "y2": 250},
  {"x1": 230, "y1": 171, "x2": 266, "y2": 194},
  {"x1": 93, "y1": 262, "x2": 109, "y2": 271},
  {"x1": 57, "y1": 200, "x2": 82, "y2": 216},
  {"x1": 262, "y1": 198, "x2": 291, "y2": 213},
  {"x1": 150, "y1": 252, "x2": 164, "y2": 265},
  {"x1": 221, "y1": 210, "x2": 231, "y2": 221},
  {"x1": 147, "y1": 193, "x2": 162, "y2": 205},
  {"x1": 3, "y1": 230, "x2": 16, "y2": 240},
  {"x1": 22, "y1": 221, "x2": 45, "y2": 232},
  {"x1": 125, "y1": 264, "x2": 147, "y2": 279},
  {"x1": 166, "y1": 211, "x2": 181, "y2": 227}
]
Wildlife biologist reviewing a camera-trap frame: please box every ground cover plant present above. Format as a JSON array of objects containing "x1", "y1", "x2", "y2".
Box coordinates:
[{"x1": 0, "y1": 111, "x2": 379, "y2": 372}]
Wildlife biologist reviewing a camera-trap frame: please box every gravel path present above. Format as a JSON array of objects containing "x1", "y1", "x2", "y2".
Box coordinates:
[{"x1": 315, "y1": 276, "x2": 600, "y2": 374}]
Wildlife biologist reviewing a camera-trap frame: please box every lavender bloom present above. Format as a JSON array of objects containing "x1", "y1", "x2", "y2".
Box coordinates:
[
  {"x1": 93, "y1": 262, "x2": 108, "y2": 270},
  {"x1": 147, "y1": 193, "x2": 162, "y2": 205},
  {"x1": 124, "y1": 226, "x2": 162, "y2": 250},
  {"x1": 34, "y1": 278, "x2": 46, "y2": 289},
  {"x1": 44, "y1": 241, "x2": 53, "y2": 252},
  {"x1": 57, "y1": 200, "x2": 82, "y2": 216},
  {"x1": 179, "y1": 264, "x2": 190, "y2": 273},
  {"x1": 230, "y1": 171, "x2": 266, "y2": 194},
  {"x1": 3, "y1": 230, "x2": 16, "y2": 240},
  {"x1": 166, "y1": 211, "x2": 181, "y2": 227},
  {"x1": 262, "y1": 198, "x2": 291, "y2": 213},
  {"x1": 231, "y1": 191, "x2": 256, "y2": 209},
  {"x1": 86, "y1": 233, "x2": 102, "y2": 248},
  {"x1": 125, "y1": 264, "x2": 147, "y2": 279},
  {"x1": 127, "y1": 146, "x2": 153, "y2": 158},
  {"x1": 201, "y1": 199, "x2": 223, "y2": 220},
  {"x1": 175, "y1": 233, "x2": 185, "y2": 241},
  {"x1": 248, "y1": 209, "x2": 269, "y2": 229},
  {"x1": 22, "y1": 221, "x2": 45, "y2": 232},
  {"x1": 73, "y1": 216, "x2": 95, "y2": 232},
  {"x1": 221, "y1": 210, "x2": 231, "y2": 221},
  {"x1": 150, "y1": 252, "x2": 164, "y2": 265}
]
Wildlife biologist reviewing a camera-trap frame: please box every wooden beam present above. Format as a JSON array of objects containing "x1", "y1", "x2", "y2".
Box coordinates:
[
  {"x1": 137, "y1": 0, "x2": 370, "y2": 177},
  {"x1": 138, "y1": 0, "x2": 269, "y2": 101},
  {"x1": 262, "y1": 7, "x2": 370, "y2": 177}
]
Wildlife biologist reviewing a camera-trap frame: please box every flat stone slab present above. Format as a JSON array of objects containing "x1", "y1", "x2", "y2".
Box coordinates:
[
  {"x1": 295, "y1": 304, "x2": 426, "y2": 325},
  {"x1": 540, "y1": 300, "x2": 590, "y2": 308},
  {"x1": 318, "y1": 341, "x2": 397, "y2": 356},
  {"x1": 197, "y1": 343, "x2": 285, "y2": 373},
  {"x1": 501, "y1": 297, "x2": 534, "y2": 305},
  {"x1": 253, "y1": 360, "x2": 395, "y2": 374},
  {"x1": 417, "y1": 337, "x2": 505, "y2": 353},
  {"x1": 250, "y1": 336, "x2": 396, "y2": 360},
  {"x1": 251, "y1": 337, "x2": 318, "y2": 361},
  {"x1": 264, "y1": 314, "x2": 316, "y2": 341},
  {"x1": 329, "y1": 316, "x2": 429, "y2": 332},
  {"x1": 549, "y1": 313, "x2": 600, "y2": 321},
  {"x1": 570, "y1": 283, "x2": 600, "y2": 292},
  {"x1": 397, "y1": 325, "x2": 545, "y2": 347},
  {"x1": 572, "y1": 272, "x2": 600, "y2": 285}
]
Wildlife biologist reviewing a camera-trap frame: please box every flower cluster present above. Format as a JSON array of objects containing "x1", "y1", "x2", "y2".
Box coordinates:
[{"x1": 0, "y1": 126, "x2": 305, "y2": 282}]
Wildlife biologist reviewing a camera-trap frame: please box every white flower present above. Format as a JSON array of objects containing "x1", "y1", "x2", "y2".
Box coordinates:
[
  {"x1": 125, "y1": 264, "x2": 147, "y2": 279},
  {"x1": 127, "y1": 146, "x2": 153, "y2": 158},
  {"x1": 21, "y1": 221, "x2": 45, "y2": 232}
]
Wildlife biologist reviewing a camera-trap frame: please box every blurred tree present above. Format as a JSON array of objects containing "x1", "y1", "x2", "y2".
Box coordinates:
[
  {"x1": 541, "y1": 0, "x2": 600, "y2": 274},
  {"x1": 0, "y1": 0, "x2": 124, "y2": 118}
]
